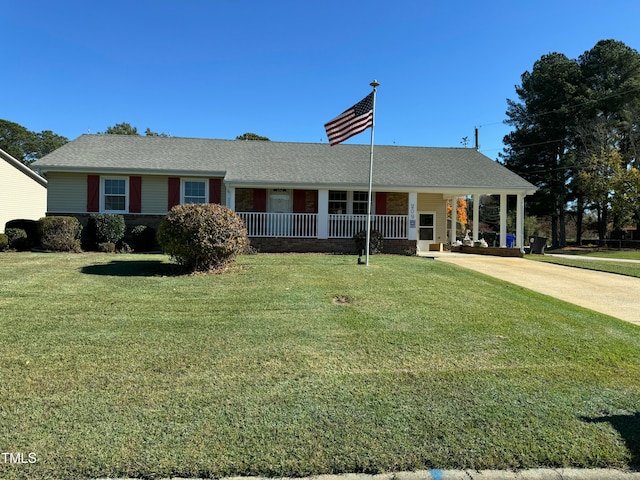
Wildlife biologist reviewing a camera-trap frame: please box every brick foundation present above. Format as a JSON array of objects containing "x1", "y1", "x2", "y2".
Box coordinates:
[
  {"x1": 249, "y1": 237, "x2": 415, "y2": 255},
  {"x1": 48, "y1": 213, "x2": 416, "y2": 254},
  {"x1": 49, "y1": 213, "x2": 165, "y2": 231}
]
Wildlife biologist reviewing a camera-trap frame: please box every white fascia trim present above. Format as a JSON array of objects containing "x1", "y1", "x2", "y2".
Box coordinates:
[{"x1": 35, "y1": 166, "x2": 227, "y2": 178}]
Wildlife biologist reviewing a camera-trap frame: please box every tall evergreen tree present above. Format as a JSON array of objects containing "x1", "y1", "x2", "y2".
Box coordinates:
[
  {"x1": 575, "y1": 40, "x2": 640, "y2": 237},
  {"x1": 502, "y1": 39, "x2": 640, "y2": 245},
  {"x1": 502, "y1": 53, "x2": 582, "y2": 248}
]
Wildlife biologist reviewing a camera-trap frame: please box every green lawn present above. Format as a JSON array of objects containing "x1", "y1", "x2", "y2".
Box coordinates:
[
  {"x1": 532, "y1": 251, "x2": 640, "y2": 278},
  {"x1": 1, "y1": 252, "x2": 639, "y2": 479},
  {"x1": 579, "y1": 250, "x2": 640, "y2": 260}
]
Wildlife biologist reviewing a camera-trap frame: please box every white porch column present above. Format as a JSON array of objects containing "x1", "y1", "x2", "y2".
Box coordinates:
[
  {"x1": 226, "y1": 185, "x2": 235, "y2": 211},
  {"x1": 450, "y1": 196, "x2": 458, "y2": 244},
  {"x1": 516, "y1": 193, "x2": 525, "y2": 251},
  {"x1": 499, "y1": 193, "x2": 507, "y2": 247},
  {"x1": 317, "y1": 189, "x2": 329, "y2": 239},
  {"x1": 408, "y1": 192, "x2": 417, "y2": 240},
  {"x1": 473, "y1": 193, "x2": 480, "y2": 242}
]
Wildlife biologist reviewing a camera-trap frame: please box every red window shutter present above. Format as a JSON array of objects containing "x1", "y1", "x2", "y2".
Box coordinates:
[
  {"x1": 129, "y1": 176, "x2": 142, "y2": 213},
  {"x1": 253, "y1": 188, "x2": 267, "y2": 212},
  {"x1": 375, "y1": 192, "x2": 387, "y2": 215},
  {"x1": 168, "y1": 177, "x2": 180, "y2": 211},
  {"x1": 293, "y1": 190, "x2": 306, "y2": 213},
  {"x1": 311, "y1": 190, "x2": 318, "y2": 213},
  {"x1": 87, "y1": 175, "x2": 100, "y2": 212},
  {"x1": 209, "y1": 178, "x2": 222, "y2": 204}
]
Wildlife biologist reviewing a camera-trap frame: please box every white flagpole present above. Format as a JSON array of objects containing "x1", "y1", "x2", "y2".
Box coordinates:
[{"x1": 365, "y1": 79, "x2": 380, "y2": 266}]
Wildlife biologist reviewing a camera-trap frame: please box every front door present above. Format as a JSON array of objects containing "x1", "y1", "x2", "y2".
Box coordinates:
[
  {"x1": 268, "y1": 189, "x2": 292, "y2": 235},
  {"x1": 417, "y1": 212, "x2": 436, "y2": 253}
]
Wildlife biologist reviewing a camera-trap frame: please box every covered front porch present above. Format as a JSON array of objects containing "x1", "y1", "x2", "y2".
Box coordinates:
[
  {"x1": 237, "y1": 212, "x2": 408, "y2": 239},
  {"x1": 225, "y1": 186, "x2": 533, "y2": 254}
]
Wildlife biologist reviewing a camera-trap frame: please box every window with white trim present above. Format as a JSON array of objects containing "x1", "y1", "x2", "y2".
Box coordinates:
[
  {"x1": 102, "y1": 177, "x2": 128, "y2": 213},
  {"x1": 352, "y1": 191, "x2": 369, "y2": 214},
  {"x1": 329, "y1": 190, "x2": 370, "y2": 214},
  {"x1": 329, "y1": 191, "x2": 347, "y2": 214},
  {"x1": 182, "y1": 179, "x2": 208, "y2": 204}
]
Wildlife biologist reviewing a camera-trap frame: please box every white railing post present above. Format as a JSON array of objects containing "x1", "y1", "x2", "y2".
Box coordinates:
[{"x1": 239, "y1": 212, "x2": 406, "y2": 239}]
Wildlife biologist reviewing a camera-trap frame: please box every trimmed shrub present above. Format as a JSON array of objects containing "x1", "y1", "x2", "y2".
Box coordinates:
[
  {"x1": 85, "y1": 214, "x2": 125, "y2": 250},
  {"x1": 98, "y1": 242, "x2": 116, "y2": 253},
  {"x1": 0, "y1": 234, "x2": 8, "y2": 252},
  {"x1": 157, "y1": 203, "x2": 249, "y2": 273},
  {"x1": 5, "y1": 219, "x2": 40, "y2": 247},
  {"x1": 353, "y1": 229, "x2": 384, "y2": 255},
  {"x1": 118, "y1": 242, "x2": 132, "y2": 254},
  {"x1": 5, "y1": 228, "x2": 29, "y2": 251},
  {"x1": 39, "y1": 216, "x2": 82, "y2": 252},
  {"x1": 131, "y1": 225, "x2": 157, "y2": 252}
]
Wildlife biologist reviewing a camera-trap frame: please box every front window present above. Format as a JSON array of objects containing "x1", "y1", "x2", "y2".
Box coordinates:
[
  {"x1": 183, "y1": 180, "x2": 207, "y2": 204},
  {"x1": 103, "y1": 178, "x2": 127, "y2": 212},
  {"x1": 329, "y1": 191, "x2": 369, "y2": 214},
  {"x1": 329, "y1": 191, "x2": 347, "y2": 214},
  {"x1": 352, "y1": 191, "x2": 368, "y2": 214}
]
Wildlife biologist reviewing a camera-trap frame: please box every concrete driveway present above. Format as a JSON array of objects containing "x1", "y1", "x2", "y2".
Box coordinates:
[{"x1": 431, "y1": 253, "x2": 640, "y2": 327}]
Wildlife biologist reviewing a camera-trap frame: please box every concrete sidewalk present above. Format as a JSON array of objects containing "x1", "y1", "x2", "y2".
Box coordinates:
[
  {"x1": 431, "y1": 252, "x2": 640, "y2": 326},
  {"x1": 158, "y1": 468, "x2": 640, "y2": 480}
]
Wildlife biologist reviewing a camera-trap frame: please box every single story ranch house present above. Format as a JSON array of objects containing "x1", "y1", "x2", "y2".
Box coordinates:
[{"x1": 32, "y1": 134, "x2": 536, "y2": 254}]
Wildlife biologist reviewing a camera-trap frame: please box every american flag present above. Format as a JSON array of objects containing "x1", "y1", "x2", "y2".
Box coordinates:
[{"x1": 324, "y1": 92, "x2": 374, "y2": 146}]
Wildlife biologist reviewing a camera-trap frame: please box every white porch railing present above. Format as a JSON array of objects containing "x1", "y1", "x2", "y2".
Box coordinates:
[
  {"x1": 328, "y1": 214, "x2": 407, "y2": 239},
  {"x1": 238, "y1": 212, "x2": 408, "y2": 239},
  {"x1": 239, "y1": 212, "x2": 317, "y2": 238}
]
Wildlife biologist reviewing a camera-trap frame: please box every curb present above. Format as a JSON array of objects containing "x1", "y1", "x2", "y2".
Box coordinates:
[{"x1": 110, "y1": 468, "x2": 640, "y2": 480}]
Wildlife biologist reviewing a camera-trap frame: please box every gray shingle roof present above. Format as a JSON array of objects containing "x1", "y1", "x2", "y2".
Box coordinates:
[{"x1": 33, "y1": 134, "x2": 536, "y2": 193}]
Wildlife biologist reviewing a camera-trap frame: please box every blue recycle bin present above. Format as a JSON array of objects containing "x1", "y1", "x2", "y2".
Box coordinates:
[{"x1": 497, "y1": 234, "x2": 516, "y2": 248}]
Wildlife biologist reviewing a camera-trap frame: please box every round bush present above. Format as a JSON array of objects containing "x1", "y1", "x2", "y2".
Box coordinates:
[
  {"x1": 98, "y1": 242, "x2": 116, "y2": 253},
  {"x1": 157, "y1": 203, "x2": 249, "y2": 273},
  {"x1": 5, "y1": 219, "x2": 40, "y2": 247},
  {"x1": 0, "y1": 234, "x2": 8, "y2": 252},
  {"x1": 86, "y1": 214, "x2": 125, "y2": 249},
  {"x1": 39, "y1": 216, "x2": 82, "y2": 252},
  {"x1": 353, "y1": 229, "x2": 384, "y2": 255},
  {"x1": 131, "y1": 225, "x2": 156, "y2": 252},
  {"x1": 5, "y1": 228, "x2": 29, "y2": 251}
]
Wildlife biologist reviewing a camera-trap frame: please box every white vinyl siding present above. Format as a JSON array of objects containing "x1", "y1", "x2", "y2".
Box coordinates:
[
  {"x1": 141, "y1": 176, "x2": 168, "y2": 214},
  {"x1": 0, "y1": 155, "x2": 47, "y2": 232},
  {"x1": 45, "y1": 172, "x2": 86, "y2": 213}
]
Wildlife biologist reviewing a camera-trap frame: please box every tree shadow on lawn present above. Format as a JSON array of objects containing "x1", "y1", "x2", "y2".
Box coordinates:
[
  {"x1": 582, "y1": 412, "x2": 640, "y2": 467},
  {"x1": 81, "y1": 260, "x2": 183, "y2": 277}
]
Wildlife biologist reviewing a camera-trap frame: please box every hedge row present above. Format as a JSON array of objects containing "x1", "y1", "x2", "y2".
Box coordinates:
[{"x1": 2, "y1": 215, "x2": 158, "y2": 253}]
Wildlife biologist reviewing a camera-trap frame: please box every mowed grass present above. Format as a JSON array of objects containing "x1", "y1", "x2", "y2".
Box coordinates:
[
  {"x1": 532, "y1": 250, "x2": 640, "y2": 278},
  {"x1": 1, "y1": 252, "x2": 639, "y2": 479}
]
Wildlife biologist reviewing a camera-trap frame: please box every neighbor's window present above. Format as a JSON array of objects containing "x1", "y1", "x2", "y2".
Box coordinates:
[
  {"x1": 329, "y1": 191, "x2": 347, "y2": 214},
  {"x1": 103, "y1": 178, "x2": 127, "y2": 212},
  {"x1": 352, "y1": 191, "x2": 369, "y2": 215},
  {"x1": 183, "y1": 180, "x2": 207, "y2": 204}
]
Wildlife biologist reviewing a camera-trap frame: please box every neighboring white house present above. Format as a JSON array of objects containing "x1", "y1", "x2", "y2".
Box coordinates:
[{"x1": 0, "y1": 148, "x2": 48, "y2": 233}]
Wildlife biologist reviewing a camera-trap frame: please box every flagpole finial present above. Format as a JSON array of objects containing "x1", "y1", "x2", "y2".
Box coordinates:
[{"x1": 370, "y1": 79, "x2": 380, "y2": 88}]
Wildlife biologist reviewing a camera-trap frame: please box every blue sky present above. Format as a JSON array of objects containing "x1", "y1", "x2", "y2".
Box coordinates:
[{"x1": 3, "y1": 1, "x2": 640, "y2": 159}]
